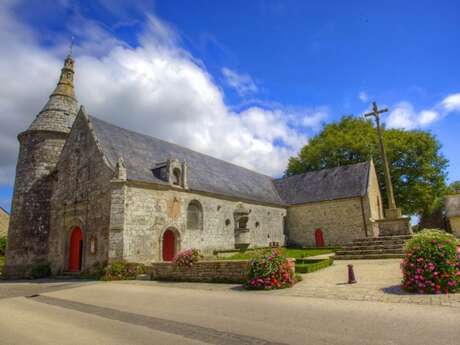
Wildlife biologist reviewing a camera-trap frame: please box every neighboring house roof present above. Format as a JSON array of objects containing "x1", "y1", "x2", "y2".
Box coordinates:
[
  {"x1": 89, "y1": 115, "x2": 285, "y2": 205},
  {"x1": 446, "y1": 194, "x2": 460, "y2": 218},
  {"x1": 273, "y1": 162, "x2": 370, "y2": 205},
  {"x1": 0, "y1": 207, "x2": 9, "y2": 237}
]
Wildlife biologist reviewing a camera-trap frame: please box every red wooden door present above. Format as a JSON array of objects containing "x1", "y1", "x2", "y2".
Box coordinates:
[
  {"x1": 69, "y1": 227, "x2": 83, "y2": 272},
  {"x1": 315, "y1": 228, "x2": 325, "y2": 247},
  {"x1": 162, "y1": 229, "x2": 176, "y2": 261}
]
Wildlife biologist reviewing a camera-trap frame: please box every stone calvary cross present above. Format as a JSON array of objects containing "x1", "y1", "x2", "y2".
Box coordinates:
[
  {"x1": 364, "y1": 102, "x2": 397, "y2": 212},
  {"x1": 364, "y1": 102, "x2": 411, "y2": 236}
]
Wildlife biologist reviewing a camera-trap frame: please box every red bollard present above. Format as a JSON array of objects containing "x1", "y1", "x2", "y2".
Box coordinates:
[{"x1": 348, "y1": 264, "x2": 357, "y2": 284}]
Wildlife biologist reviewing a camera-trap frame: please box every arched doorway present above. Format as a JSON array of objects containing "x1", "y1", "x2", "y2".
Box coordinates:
[
  {"x1": 69, "y1": 227, "x2": 83, "y2": 272},
  {"x1": 162, "y1": 229, "x2": 177, "y2": 261},
  {"x1": 314, "y1": 228, "x2": 325, "y2": 247}
]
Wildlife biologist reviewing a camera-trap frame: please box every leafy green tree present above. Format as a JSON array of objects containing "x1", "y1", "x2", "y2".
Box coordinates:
[
  {"x1": 287, "y1": 116, "x2": 449, "y2": 216},
  {"x1": 418, "y1": 180, "x2": 460, "y2": 230},
  {"x1": 448, "y1": 181, "x2": 460, "y2": 194}
]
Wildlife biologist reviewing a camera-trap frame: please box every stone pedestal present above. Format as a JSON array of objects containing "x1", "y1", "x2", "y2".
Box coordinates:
[
  {"x1": 376, "y1": 208, "x2": 411, "y2": 237},
  {"x1": 235, "y1": 228, "x2": 250, "y2": 250}
]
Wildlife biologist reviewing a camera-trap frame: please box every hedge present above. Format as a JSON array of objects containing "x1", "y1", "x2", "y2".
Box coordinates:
[{"x1": 295, "y1": 258, "x2": 333, "y2": 274}]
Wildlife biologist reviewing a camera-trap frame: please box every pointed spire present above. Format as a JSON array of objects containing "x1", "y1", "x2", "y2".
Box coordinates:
[
  {"x1": 26, "y1": 45, "x2": 79, "y2": 134},
  {"x1": 50, "y1": 47, "x2": 76, "y2": 100}
]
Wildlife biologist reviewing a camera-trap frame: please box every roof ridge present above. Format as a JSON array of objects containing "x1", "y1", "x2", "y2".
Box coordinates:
[
  {"x1": 88, "y1": 115, "x2": 277, "y2": 180},
  {"x1": 275, "y1": 161, "x2": 370, "y2": 182},
  {"x1": 0, "y1": 206, "x2": 9, "y2": 215}
]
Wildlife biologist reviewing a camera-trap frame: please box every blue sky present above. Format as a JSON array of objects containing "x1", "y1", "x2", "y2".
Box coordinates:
[{"x1": 0, "y1": 0, "x2": 459, "y2": 212}]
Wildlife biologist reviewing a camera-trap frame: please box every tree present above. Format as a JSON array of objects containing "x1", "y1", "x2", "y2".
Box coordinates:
[
  {"x1": 287, "y1": 116, "x2": 449, "y2": 216},
  {"x1": 418, "y1": 180, "x2": 460, "y2": 231}
]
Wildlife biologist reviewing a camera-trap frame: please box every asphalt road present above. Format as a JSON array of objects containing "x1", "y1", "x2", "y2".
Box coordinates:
[{"x1": 0, "y1": 280, "x2": 459, "y2": 345}]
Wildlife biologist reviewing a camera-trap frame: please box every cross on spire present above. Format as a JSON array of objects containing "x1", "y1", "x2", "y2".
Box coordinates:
[{"x1": 68, "y1": 36, "x2": 75, "y2": 57}]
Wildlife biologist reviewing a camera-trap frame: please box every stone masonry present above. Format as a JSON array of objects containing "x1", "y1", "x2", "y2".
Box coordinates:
[
  {"x1": 148, "y1": 260, "x2": 250, "y2": 283},
  {"x1": 0, "y1": 207, "x2": 9, "y2": 237},
  {"x1": 5, "y1": 54, "x2": 384, "y2": 277},
  {"x1": 283, "y1": 161, "x2": 383, "y2": 247},
  {"x1": 446, "y1": 194, "x2": 460, "y2": 237},
  {"x1": 5, "y1": 54, "x2": 78, "y2": 277},
  {"x1": 112, "y1": 183, "x2": 286, "y2": 263}
]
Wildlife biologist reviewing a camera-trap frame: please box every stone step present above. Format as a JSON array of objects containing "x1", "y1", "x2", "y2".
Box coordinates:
[
  {"x1": 352, "y1": 235, "x2": 412, "y2": 243},
  {"x1": 339, "y1": 244, "x2": 404, "y2": 251},
  {"x1": 334, "y1": 253, "x2": 404, "y2": 260},
  {"x1": 344, "y1": 240, "x2": 407, "y2": 247},
  {"x1": 336, "y1": 248, "x2": 404, "y2": 256}
]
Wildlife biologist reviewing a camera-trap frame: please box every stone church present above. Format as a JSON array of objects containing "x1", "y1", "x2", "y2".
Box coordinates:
[{"x1": 4, "y1": 54, "x2": 383, "y2": 277}]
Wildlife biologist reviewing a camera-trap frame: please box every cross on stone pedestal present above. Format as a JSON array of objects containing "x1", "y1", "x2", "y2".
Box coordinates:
[
  {"x1": 364, "y1": 102, "x2": 411, "y2": 236},
  {"x1": 364, "y1": 102, "x2": 398, "y2": 215}
]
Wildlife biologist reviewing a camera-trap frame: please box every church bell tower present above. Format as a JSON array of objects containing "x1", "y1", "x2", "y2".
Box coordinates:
[{"x1": 5, "y1": 53, "x2": 79, "y2": 277}]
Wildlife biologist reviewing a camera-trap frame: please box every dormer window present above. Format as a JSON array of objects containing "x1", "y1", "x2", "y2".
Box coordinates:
[
  {"x1": 152, "y1": 158, "x2": 188, "y2": 189},
  {"x1": 172, "y1": 168, "x2": 181, "y2": 186}
]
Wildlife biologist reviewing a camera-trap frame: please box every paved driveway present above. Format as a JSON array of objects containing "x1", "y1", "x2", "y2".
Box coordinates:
[
  {"x1": 274, "y1": 259, "x2": 460, "y2": 307},
  {"x1": 1, "y1": 279, "x2": 460, "y2": 345}
]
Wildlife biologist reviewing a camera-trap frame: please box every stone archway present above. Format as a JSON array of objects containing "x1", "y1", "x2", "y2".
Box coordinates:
[{"x1": 69, "y1": 226, "x2": 83, "y2": 272}]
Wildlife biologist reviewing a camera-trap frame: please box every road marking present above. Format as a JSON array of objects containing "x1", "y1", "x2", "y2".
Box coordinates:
[{"x1": 30, "y1": 295, "x2": 286, "y2": 345}]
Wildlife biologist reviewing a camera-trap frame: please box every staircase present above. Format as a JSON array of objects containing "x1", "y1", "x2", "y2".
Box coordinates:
[{"x1": 334, "y1": 235, "x2": 412, "y2": 260}]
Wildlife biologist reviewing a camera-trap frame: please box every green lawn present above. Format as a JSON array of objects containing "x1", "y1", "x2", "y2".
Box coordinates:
[{"x1": 220, "y1": 247, "x2": 336, "y2": 260}]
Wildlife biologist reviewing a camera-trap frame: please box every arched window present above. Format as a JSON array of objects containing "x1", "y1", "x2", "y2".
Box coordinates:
[
  {"x1": 172, "y1": 168, "x2": 181, "y2": 186},
  {"x1": 187, "y1": 200, "x2": 203, "y2": 230}
]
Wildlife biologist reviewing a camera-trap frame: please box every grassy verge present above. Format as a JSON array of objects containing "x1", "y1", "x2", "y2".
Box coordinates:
[
  {"x1": 295, "y1": 258, "x2": 333, "y2": 274},
  {"x1": 219, "y1": 247, "x2": 336, "y2": 261},
  {"x1": 0, "y1": 256, "x2": 4, "y2": 274}
]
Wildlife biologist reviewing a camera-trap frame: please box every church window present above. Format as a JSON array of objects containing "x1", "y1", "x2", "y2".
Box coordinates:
[
  {"x1": 225, "y1": 219, "x2": 231, "y2": 226},
  {"x1": 255, "y1": 221, "x2": 260, "y2": 228},
  {"x1": 89, "y1": 235, "x2": 97, "y2": 255},
  {"x1": 187, "y1": 200, "x2": 203, "y2": 230},
  {"x1": 172, "y1": 168, "x2": 181, "y2": 186}
]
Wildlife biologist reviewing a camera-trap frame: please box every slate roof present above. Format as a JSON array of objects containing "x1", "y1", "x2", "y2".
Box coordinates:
[
  {"x1": 273, "y1": 162, "x2": 370, "y2": 205},
  {"x1": 89, "y1": 116, "x2": 285, "y2": 205}
]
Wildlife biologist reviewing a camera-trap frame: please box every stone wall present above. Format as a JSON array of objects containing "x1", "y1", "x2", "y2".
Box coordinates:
[
  {"x1": 5, "y1": 131, "x2": 68, "y2": 276},
  {"x1": 48, "y1": 112, "x2": 114, "y2": 274},
  {"x1": 362, "y1": 160, "x2": 383, "y2": 237},
  {"x1": 286, "y1": 197, "x2": 368, "y2": 247},
  {"x1": 449, "y1": 217, "x2": 460, "y2": 238},
  {"x1": 147, "y1": 260, "x2": 249, "y2": 283},
  {"x1": 0, "y1": 208, "x2": 9, "y2": 237},
  {"x1": 113, "y1": 184, "x2": 286, "y2": 263}
]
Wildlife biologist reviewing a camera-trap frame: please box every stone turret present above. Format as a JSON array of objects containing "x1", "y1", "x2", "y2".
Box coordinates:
[{"x1": 5, "y1": 54, "x2": 79, "y2": 277}]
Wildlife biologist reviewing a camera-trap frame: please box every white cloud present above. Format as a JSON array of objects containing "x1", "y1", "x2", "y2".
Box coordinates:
[
  {"x1": 441, "y1": 93, "x2": 460, "y2": 113},
  {"x1": 221, "y1": 67, "x2": 258, "y2": 96},
  {"x1": 0, "y1": 2, "x2": 321, "y2": 188},
  {"x1": 301, "y1": 108, "x2": 329, "y2": 130},
  {"x1": 385, "y1": 91, "x2": 460, "y2": 130},
  {"x1": 386, "y1": 102, "x2": 440, "y2": 130},
  {"x1": 358, "y1": 91, "x2": 368, "y2": 103}
]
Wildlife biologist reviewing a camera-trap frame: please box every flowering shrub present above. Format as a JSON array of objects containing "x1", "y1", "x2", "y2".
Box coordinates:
[
  {"x1": 245, "y1": 249, "x2": 296, "y2": 290},
  {"x1": 401, "y1": 229, "x2": 460, "y2": 294},
  {"x1": 103, "y1": 261, "x2": 145, "y2": 281},
  {"x1": 173, "y1": 249, "x2": 203, "y2": 267}
]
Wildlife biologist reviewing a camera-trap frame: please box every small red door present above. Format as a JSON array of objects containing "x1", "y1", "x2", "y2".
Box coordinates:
[
  {"x1": 315, "y1": 228, "x2": 325, "y2": 247},
  {"x1": 162, "y1": 229, "x2": 176, "y2": 261},
  {"x1": 69, "y1": 227, "x2": 83, "y2": 272}
]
